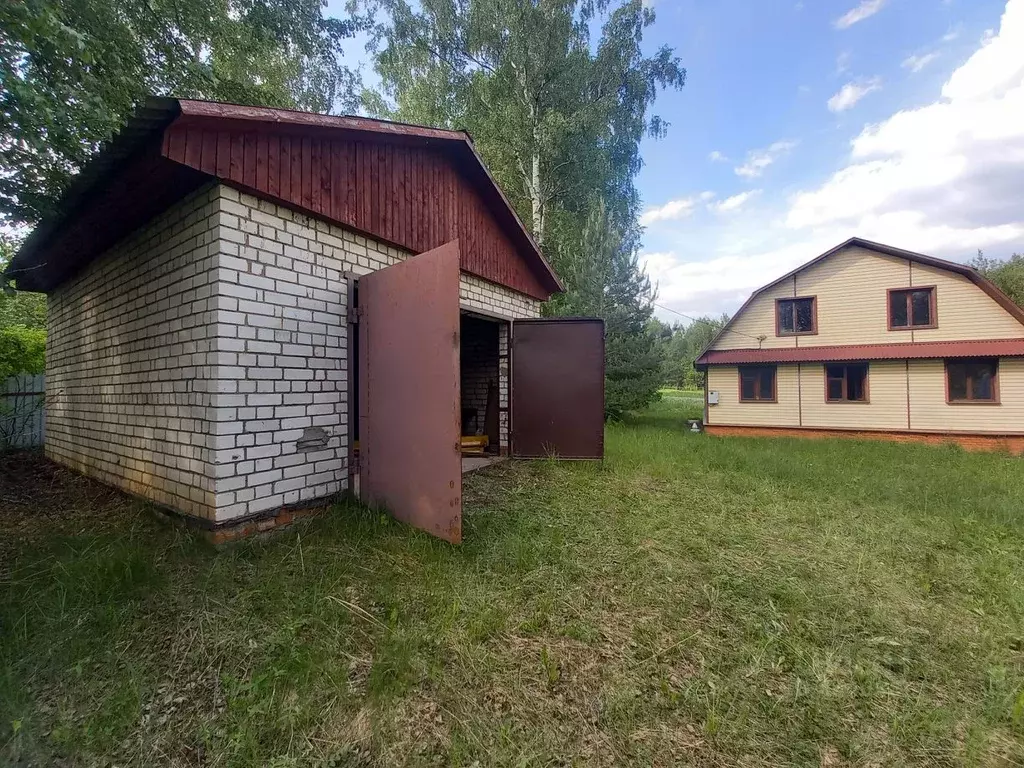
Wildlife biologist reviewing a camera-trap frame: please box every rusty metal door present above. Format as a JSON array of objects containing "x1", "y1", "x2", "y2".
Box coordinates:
[
  {"x1": 359, "y1": 241, "x2": 463, "y2": 543},
  {"x1": 511, "y1": 318, "x2": 605, "y2": 459}
]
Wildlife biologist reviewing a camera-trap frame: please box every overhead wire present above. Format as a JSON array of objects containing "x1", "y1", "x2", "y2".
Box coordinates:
[{"x1": 652, "y1": 301, "x2": 766, "y2": 343}]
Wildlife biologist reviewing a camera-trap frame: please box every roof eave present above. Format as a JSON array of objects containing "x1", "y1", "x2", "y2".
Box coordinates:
[{"x1": 4, "y1": 98, "x2": 185, "y2": 291}]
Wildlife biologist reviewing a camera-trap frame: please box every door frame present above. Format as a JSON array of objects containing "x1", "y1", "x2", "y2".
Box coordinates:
[{"x1": 345, "y1": 270, "x2": 359, "y2": 493}]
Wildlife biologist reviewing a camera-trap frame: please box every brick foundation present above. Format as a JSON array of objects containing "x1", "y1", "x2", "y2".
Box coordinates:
[
  {"x1": 705, "y1": 424, "x2": 1024, "y2": 455},
  {"x1": 202, "y1": 503, "x2": 327, "y2": 544}
]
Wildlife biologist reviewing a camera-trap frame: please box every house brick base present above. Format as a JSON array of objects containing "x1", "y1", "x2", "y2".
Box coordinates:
[
  {"x1": 148, "y1": 497, "x2": 334, "y2": 545},
  {"x1": 202, "y1": 504, "x2": 328, "y2": 544},
  {"x1": 705, "y1": 425, "x2": 1024, "y2": 456}
]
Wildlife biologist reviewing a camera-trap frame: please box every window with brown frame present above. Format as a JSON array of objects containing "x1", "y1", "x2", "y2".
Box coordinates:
[
  {"x1": 888, "y1": 287, "x2": 936, "y2": 329},
  {"x1": 739, "y1": 365, "x2": 777, "y2": 402},
  {"x1": 946, "y1": 359, "x2": 999, "y2": 403},
  {"x1": 825, "y1": 363, "x2": 868, "y2": 402},
  {"x1": 776, "y1": 297, "x2": 817, "y2": 335}
]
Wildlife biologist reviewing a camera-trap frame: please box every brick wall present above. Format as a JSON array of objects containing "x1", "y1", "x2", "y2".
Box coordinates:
[
  {"x1": 46, "y1": 183, "x2": 544, "y2": 524},
  {"x1": 705, "y1": 424, "x2": 1024, "y2": 455},
  {"x1": 207, "y1": 186, "x2": 541, "y2": 521},
  {"x1": 46, "y1": 185, "x2": 222, "y2": 519}
]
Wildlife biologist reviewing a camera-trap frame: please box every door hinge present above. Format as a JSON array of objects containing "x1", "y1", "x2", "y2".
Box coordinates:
[{"x1": 347, "y1": 307, "x2": 364, "y2": 324}]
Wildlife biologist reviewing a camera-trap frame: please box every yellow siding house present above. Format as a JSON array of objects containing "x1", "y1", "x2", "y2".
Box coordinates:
[{"x1": 694, "y1": 238, "x2": 1024, "y2": 454}]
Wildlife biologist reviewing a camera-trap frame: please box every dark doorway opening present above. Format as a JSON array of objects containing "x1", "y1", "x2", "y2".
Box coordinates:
[{"x1": 459, "y1": 313, "x2": 501, "y2": 456}]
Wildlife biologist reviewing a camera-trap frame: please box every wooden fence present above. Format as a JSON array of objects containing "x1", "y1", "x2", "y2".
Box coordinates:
[{"x1": 1, "y1": 374, "x2": 45, "y2": 450}]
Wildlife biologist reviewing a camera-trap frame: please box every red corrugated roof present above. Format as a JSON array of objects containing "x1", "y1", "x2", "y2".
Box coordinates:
[{"x1": 696, "y1": 338, "x2": 1024, "y2": 366}]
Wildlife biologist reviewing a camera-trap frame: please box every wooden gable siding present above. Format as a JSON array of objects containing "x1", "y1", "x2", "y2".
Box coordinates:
[{"x1": 162, "y1": 124, "x2": 549, "y2": 300}]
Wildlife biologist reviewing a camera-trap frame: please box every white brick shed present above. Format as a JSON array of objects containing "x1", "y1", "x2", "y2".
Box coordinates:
[{"x1": 7, "y1": 98, "x2": 605, "y2": 542}]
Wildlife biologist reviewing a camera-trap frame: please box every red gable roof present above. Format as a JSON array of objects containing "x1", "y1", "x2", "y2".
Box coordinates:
[{"x1": 7, "y1": 98, "x2": 563, "y2": 299}]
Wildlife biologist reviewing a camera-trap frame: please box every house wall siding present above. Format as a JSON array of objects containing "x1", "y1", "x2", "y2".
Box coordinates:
[
  {"x1": 706, "y1": 358, "x2": 1024, "y2": 436},
  {"x1": 909, "y1": 262, "x2": 1024, "y2": 341},
  {"x1": 45, "y1": 185, "x2": 222, "y2": 519},
  {"x1": 799, "y1": 361, "x2": 909, "y2": 431},
  {"x1": 908, "y1": 358, "x2": 1024, "y2": 432},
  {"x1": 794, "y1": 248, "x2": 909, "y2": 345},
  {"x1": 713, "y1": 282, "x2": 799, "y2": 351},
  {"x1": 707, "y1": 364, "x2": 801, "y2": 427},
  {"x1": 712, "y1": 246, "x2": 1024, "y2": 351}
]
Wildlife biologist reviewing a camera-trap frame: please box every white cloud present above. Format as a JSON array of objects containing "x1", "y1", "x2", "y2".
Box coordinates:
[
  {"x1": 827, "y1": 78, "x2": 882, "y2": 112},
  {"x1": 642, "y1": 237, "x2": 838, "y2": 317},
  {"x1": 640, "y1": 192, "x2": 715, "y2": 225},
  {"x1": 643, "y1": 1, "x2": 1024, "y2": 320},
  {"x1": 708, "y1": 150, "x2": 728, "y2": 162},
  {"x1": 942, "y1": 25, "x2": 962, "y2": 42},
  {"x1": 734, "y1": 140, "x2": 798, "y2": 178},
  {"x1": 902, "y1": 52, "x2": 941, "y2": 72},
  {"x1": 790, "y1": 0, "x2": 1024, "y2": 240},
  {"x1": 835, "y1": 0, "x2": 886, "y2": 29},
  {"x1": 836, "y1": 51, "x2": 852, "y2": 75},
  {"x1": 711, "y1": 190, "x2": 761, "y2": 213}
]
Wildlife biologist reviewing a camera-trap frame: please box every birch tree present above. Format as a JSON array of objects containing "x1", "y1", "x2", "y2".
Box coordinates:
[
  {"x1": 364, "y1": 0, "x2": 686, "y2": 416},
  {"x1": 364, "y1": 0, "x2": 685, "y2": 252}
]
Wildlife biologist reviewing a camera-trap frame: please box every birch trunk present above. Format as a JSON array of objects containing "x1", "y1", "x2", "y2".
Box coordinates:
[{"x1": 531, "y1": 146, "x2": 544, "y2": 245}]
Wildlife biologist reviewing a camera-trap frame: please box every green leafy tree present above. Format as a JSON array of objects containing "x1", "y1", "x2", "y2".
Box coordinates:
[
  {"x1": 362, "y1": 0, "x2": 685, "y2": 416},
  {"x1": 364, "y1": 0, "x2": 684, "y2": 256},
  {"x1": 0, "y1": 235, "x2": 46, "y2": 329},
  {"x1": 1, "y1": 0, "x2": 364, "y2": 225},
  {"x1": 364, "y1": 0, "x2": 684, "y2": 249},
  {"x1": 654, "y1": 314, "x2": 729, "y2": 390},
  {"x1": 0, "y1": 326, "x2": 46, "y2": 379},
  {"x1": 972, "y1": 250, "x2": 1024, "y2": 309}
]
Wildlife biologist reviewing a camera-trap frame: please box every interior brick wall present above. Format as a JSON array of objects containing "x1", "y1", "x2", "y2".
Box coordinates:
[
  {"x1": 45, "y1": 185, "x2": 223, "y2": 519},
  {"x1": 460, "y1": 317, "x2": 499, "y2": 438}
]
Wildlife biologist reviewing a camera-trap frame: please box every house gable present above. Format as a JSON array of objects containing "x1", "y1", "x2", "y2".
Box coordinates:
[
  {"x1": 702, "y1": 239, "x2": 1024, "y2": 360},
  {"x1": 7, "y1": 98, "x2": 562, "y2": 300},
  {"x1": 161, "y1": 105, "x2": 557, "y2": 299}
]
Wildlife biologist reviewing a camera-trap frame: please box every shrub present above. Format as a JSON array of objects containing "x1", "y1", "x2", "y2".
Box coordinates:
[{"x1": 0, "y1": 325, "x2": 46, "y2": 379}]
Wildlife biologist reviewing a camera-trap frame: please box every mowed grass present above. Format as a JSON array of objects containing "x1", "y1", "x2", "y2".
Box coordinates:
[{"x1": 3, "y1": 400, "x2": 1024, "y2": 766}]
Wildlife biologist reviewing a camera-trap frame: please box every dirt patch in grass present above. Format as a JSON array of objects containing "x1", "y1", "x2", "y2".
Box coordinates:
[
  {"x1": 0, "y1": 450, "x2": 134, "y2": 526},
  {"x1": 0, "y1": 451, "x2": 140, "y2": 573}
]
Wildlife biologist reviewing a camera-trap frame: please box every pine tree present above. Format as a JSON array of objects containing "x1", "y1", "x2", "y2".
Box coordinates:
[{"x1": 551, "y1": 199, "x2": 661, "y2": 419}]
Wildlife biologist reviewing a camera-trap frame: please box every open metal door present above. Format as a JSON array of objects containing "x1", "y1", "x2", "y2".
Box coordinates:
[
  {"x1": 359, "y1": 241, "x2": 463, "y2": 543},
  {"x1": 511, "y1": 318, "x2": 605, "y2": 459}
]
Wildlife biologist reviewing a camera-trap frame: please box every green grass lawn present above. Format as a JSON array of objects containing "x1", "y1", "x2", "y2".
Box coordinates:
[{"x1": 3, "y1": 400, "x2": 1024, "y2": 766}]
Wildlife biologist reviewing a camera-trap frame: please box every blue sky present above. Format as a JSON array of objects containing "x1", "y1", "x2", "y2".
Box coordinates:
[
  {"x1": 334, "y1": 0, "x2": 1024, "y2": 320},
  {"x1": 634, "y1": 0, "x2": 1024, "y2": 320}
]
